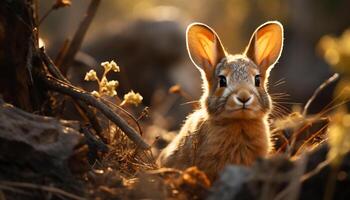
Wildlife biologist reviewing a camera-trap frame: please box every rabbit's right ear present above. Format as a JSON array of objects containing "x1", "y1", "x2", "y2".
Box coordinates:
[
  {"x1": 244, "y1": 21, "x2": 283, "y2": 78},
  {"x1": 186, "y1": 23, "x2": 226, "y2": 80}
]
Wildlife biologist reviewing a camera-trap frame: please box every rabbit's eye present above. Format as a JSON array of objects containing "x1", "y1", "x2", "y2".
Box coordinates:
[
  {"x1": 255, "y1": 75, "x2": 261, "y2": 87},
  {"x1": 218, "y1": 75, "x2": 227, "y2": 87}
]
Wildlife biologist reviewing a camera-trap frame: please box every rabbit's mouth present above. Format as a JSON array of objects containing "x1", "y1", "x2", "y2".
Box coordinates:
[
  {"x1": 227, "y1": 107, "x2": 252, "y2": 112},
  {"x1": 225, "y1": 100, "x2": 257, "y2": 112},
  {"x1": 219, "y1": 107, "x2": 264, "y2": 120},
  {"x1": 229, "y1": 108, "x2": 255, "y2": 116}
]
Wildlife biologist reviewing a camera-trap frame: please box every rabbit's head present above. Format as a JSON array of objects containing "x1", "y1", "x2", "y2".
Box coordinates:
[{"x1": 186, "y1": 21, "x2": 283, "y2": 121}]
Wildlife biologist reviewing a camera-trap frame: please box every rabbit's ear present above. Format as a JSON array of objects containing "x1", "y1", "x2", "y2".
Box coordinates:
[
  {"x1": 245, "y1": 21, "x2": 283, "y2": 76},
  {"x1": 187, "y1": 23, "x2": 226, "y2": 80}
]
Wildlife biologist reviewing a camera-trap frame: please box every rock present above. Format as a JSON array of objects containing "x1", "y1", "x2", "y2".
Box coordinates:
[
  {"x1": 208, "y1": 145, "x2": 350, "y2": 200},
  {"x1": 208, "y1": 166, "x2": 250, "y2": 200},
  {"x1": 0, "y1": 99, "x2": 86, "y2": 199}
]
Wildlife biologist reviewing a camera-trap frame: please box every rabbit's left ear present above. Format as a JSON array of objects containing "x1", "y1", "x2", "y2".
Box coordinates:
[
  {"x1": 245, "y1": 21, "x2": 283, "y2": 76},
  {"x1": 186, "y1": 23, "x2": 226, "y2": 80}
]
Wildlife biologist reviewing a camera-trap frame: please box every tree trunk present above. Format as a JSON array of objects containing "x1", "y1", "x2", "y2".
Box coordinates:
[{"x1": 0, "y1": 0, "x2": 43, "y2": 112}]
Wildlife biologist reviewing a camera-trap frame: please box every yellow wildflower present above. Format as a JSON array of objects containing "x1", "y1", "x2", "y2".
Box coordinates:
[
  {"x1": 122, "y1": 91, "x2": 143, "y2": 106},
  {"x1": 106, "y1": 90, "x2": 117, "y2": 97},
  {"x1": 105, "y1": 80, "x2": 118, "y2": 97},
  {"x1": 84, "y1": 70, "x2": 98, "y2": 81},
  {"x1": 101, "y1": 60, "x2": 120, "y2": 73},
  {"x1": 101, "y1": 61, "x2": 111, "y2": 72},
  {"x1": 100, "y1": 77, "x2": 108, "y2": 87},
  {"x1": 110, "y1": 60, "x2": 120, "y2": 72},
  {"x1": 84, "y1": 60, "x2": 122, "y2": 98}
]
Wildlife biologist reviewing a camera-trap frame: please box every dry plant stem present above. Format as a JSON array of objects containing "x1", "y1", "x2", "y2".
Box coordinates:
[
  {"x1": 137, "y1": 107, "x2": 149, "y2": 121},
  {"x1": 39, "y1": 48, "x2": 103, "y2": 138},
  {"x1": 287, "y1": 123, "x2": 312, "y2": 156},
  {"x1": 300, "y1": 159, "x2": 330, "y2": 182},
  {"x1": 38, "y1": 7, "x2": 53, "y2": 25},
  {"x1": 55, "y1": 39, "x2": 70, "y2": 66},
  {"x1": 40, "y1": 49, "x2": 67, "y2": 81},
  {"x1": 101, "y1": 98, "x2": 143, "y2": 136},
  {"x1": 178, "y1": 90, "x2": 193, "y2": 103},
  {"x1": 302, "y1": 73, "x2": 339, "y2": 116},
  {"x1": 275, "y1": 132, "x2": 290, "y2": 153},
  {"x1": 60, "y1": 0, "x2": 101, "y2": 75},
  {"x1": 39, "y1": 74, "x2": 150, "y2": 149},
  {"x1": 295, "y1": 123, "x2": 329, "y2": 155},
  {"x1": 0, "y1": 181, "x2": 85, "y2": 200}
]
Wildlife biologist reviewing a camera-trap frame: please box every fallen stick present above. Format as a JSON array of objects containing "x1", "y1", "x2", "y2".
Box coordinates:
[{"x1": 38, "y1": 73, "x2": 150, "y2": 150}]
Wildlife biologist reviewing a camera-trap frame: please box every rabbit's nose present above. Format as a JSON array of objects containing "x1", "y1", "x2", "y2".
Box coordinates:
[
  {"x1": 234, "y1": 91, "x2": 253, "y2": 106},
  {"x1": 237, "y1": 96, "x2": 251, "y2": 104}
]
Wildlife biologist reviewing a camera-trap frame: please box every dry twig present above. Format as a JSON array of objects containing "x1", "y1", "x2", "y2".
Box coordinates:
[
  {"x1": 101, "y1": 98, "x2": 143, "y2": 136},
  {"x1": 60, "y1": 0, "x2": 101, "y2": 75},
  {"x1": 39, "y1": 48, "x2": 104, "y2": 138},
  {"x1": 55, "y1": 39, "x2": 70, "y2": 66},
  {"x1": 302, "y1": 73, "x2": 339, "y2": 116}
]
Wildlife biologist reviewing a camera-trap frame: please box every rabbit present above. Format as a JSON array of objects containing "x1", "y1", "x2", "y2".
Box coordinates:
[{"x1": 157, "y1": 21, "x2": 284, "y2": 180}]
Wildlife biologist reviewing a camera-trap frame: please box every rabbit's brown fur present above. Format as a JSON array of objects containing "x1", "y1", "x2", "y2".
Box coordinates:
[{"x1": 158, "y1": 21, "x2": 284, "y2": 180}]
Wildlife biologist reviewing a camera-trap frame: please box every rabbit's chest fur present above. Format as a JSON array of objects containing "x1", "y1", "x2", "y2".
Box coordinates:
[{"x1": 158, "y1": 109, "x2": 270, "y2": 180}]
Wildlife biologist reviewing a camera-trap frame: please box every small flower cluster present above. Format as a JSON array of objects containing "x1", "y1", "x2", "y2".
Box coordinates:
[
  {"x1": 121, "y1": 91, "x2": 143, "y2": 106},
  {"x1": 84, "y1": 60, "x2": 143, "y2": 106},
  {"x1": 85, "y1": 70, "x2": 97, "y2": 81},
  {"x1": 84, "y1": 61, "x2": 120, "y2": 98},
  {"x1": 101, "y1": 61, "x2": 120, "y2": 73}
]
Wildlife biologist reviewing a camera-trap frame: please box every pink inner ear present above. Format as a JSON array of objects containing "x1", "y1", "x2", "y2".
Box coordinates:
[
  {"x1": 255, "y1": 32, "x2": 275, "y2": 66},
  {"x1": 245, "y1": 22, "x2": 283, "y2": 69},
  {"x1": 186, "y1": 23, "x2": 227, "y2": 80},
  {"x1": 197, "y1": 33, "x2": 217, "y2": 67}
]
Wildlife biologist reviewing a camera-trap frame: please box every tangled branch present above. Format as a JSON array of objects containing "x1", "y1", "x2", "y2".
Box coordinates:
[{"x1": 38, "y1": 73, "x2": 150, "y2": 150}]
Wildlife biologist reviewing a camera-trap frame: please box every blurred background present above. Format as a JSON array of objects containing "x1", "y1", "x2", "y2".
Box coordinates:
[{"x1": 38, "y1": 0, "x2": 350, "y2": 132}]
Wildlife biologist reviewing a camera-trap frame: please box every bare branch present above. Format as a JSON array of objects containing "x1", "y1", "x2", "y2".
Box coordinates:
[
  {"x1": 303, "y1": 73, "x2": 339, "y2": 116},
  {"x1": 39, "y1": 48, "x2": 103, "y2": 138},
  {"x1": 55, "y1": 39, "x2": 70, "y2": 67},
  {"x1": 38, "y1": 73, "x2": 150, "y2": 150},
  {"x1": 60, "y1": 0, "x2": 101, "y2": 75}
]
